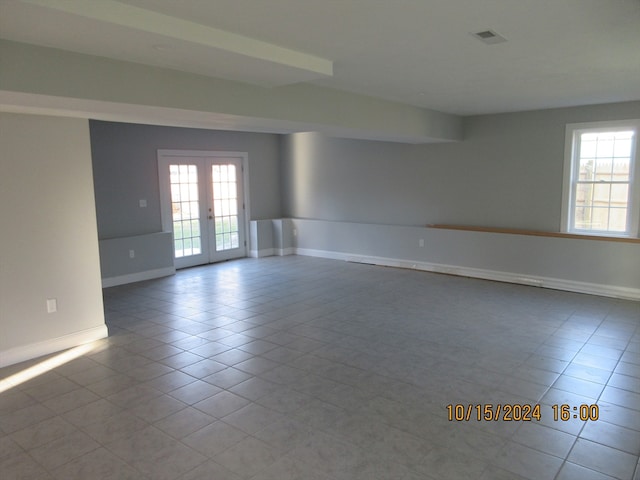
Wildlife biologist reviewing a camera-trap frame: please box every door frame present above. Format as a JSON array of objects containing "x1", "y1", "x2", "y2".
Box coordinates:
[{"x1": 158, "y1": 149, "x2": 250, "y2": 267}]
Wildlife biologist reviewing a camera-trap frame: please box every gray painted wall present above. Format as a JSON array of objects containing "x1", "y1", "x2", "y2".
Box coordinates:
[
  {"x1": 98, "y1": 232, "x2": 173, "y2": 281},
  {"x1": 281, "y1": 102, "x2": 640, "y2": 297},
  {"x1": 282, "y1": 101, "x2": 640, "y2": 231},
  {"x1": 90, "y1": 120, "x2": 282, "y2": 240},
  {"x1": 291, "y1": 219, "x2": 640, "y2": 296}
]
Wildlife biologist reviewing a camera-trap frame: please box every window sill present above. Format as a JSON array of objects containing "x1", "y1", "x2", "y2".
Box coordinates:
[{"x1": 427, "y1": 224, "x2": 640, "y2": 244}]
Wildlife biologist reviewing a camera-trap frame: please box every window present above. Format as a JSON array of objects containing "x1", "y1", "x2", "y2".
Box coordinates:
[{"x1": 562, "y1": 120, "x2": 640, "y2": 237}]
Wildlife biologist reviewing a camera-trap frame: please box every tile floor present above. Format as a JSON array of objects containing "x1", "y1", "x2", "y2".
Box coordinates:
[{"x1": 1, "y1": 256, "x2": 639, "y2": 480}]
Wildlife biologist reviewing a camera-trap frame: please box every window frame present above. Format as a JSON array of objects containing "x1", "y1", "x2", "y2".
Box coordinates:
[{"x1": 561, "y1": 120, "x2": 640, "y2": 238}]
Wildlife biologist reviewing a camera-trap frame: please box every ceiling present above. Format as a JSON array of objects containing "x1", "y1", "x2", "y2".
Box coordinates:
[{"x1": 1, "y1": 0, "x2": 639, "y2": 116}]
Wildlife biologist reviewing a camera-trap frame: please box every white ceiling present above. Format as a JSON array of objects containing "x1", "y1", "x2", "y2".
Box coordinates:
[{"x1": 1, "y1": 0, "x2": 639, "y2": 116}]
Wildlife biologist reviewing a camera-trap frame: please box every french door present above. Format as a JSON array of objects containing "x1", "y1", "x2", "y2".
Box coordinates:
[{"x1": 158, "y1": 151, "x2": 247, "y2": 269}]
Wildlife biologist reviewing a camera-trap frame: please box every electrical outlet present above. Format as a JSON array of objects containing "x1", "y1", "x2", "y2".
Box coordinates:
[
  {"x1": 139, "y1": 199, "x2": 147, "y2": 208},
  {"x1": 129, "y1": 249, "x2": 135, "y2": 258},
  {"x1": 419, "y1": 238, "x2": 425, "y2": 247},
  {"x1": 46, "y1": 298, "x2": 57, "y2": 313}
]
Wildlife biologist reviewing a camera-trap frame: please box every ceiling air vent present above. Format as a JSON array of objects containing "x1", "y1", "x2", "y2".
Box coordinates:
[{"x1": 472, "y1": 29, "x2": 507, "y2": 45}]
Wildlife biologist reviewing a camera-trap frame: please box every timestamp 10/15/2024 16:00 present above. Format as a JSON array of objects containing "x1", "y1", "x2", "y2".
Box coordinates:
[{"x1": 446, "y1": 403, "x2": 600, "y2": 422}]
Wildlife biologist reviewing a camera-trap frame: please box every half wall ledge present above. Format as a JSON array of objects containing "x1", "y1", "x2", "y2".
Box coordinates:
[{"x1": 427, "y1": 224, "x2": 640, "y2": 244}]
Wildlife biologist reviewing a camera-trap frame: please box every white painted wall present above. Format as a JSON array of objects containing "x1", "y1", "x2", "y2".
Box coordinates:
[
  {"x1": 0, "y1": 40, "x2": 461, "y2": 144},
  {"x1": 0, "y1": 113, "x2": 107, "y2": 367}
]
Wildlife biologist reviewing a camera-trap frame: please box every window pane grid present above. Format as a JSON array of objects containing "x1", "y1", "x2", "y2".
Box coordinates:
[
  {"x1": 170, "y1": 164, "x2": 202, "y2": 258},
  {"x1": 572, "y1": 130, "x2": 635, "y2": 234},
  {"x1": 212, "y1": 164, "x2": 240, "y2": 252}
]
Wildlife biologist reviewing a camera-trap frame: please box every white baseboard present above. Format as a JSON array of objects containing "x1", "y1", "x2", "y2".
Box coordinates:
[
  {"x1": 250, "y1": 248, "x2": 275, "y2": 258},
  {"x1": 295, "y1": 248, "x2": 350, "y2": 262},
  {"x1": 250, "y1": 248, "x2": 294, "y2": 258},
  {"x1": 294, "y1": 248, "x2": 640, "y2": 301},
  {"x1": 102, "y1": 267, "x2": 175, "y2": 288},
  {"x1": 0, "y1": 325, "x2": 108, "y2": 368}
]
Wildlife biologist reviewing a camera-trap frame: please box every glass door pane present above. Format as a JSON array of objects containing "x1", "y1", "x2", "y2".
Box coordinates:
[
  {"x1": 169, "y1": 164, "x2": 202, "y2": 258},
  {"x1": 159, "y1": 156, "x2": 209, "y2": 269},
  {"x1": 207, "y1": 157, "x2": 246, "y2": 263},
  {"x1": 212, "y1": 163, "x2": 240, "y2": 252}
]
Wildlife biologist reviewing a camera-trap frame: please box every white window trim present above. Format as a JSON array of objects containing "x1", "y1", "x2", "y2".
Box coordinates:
[{"x1": 561, "y1": 119, "x2": 640, "y2": 238}]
